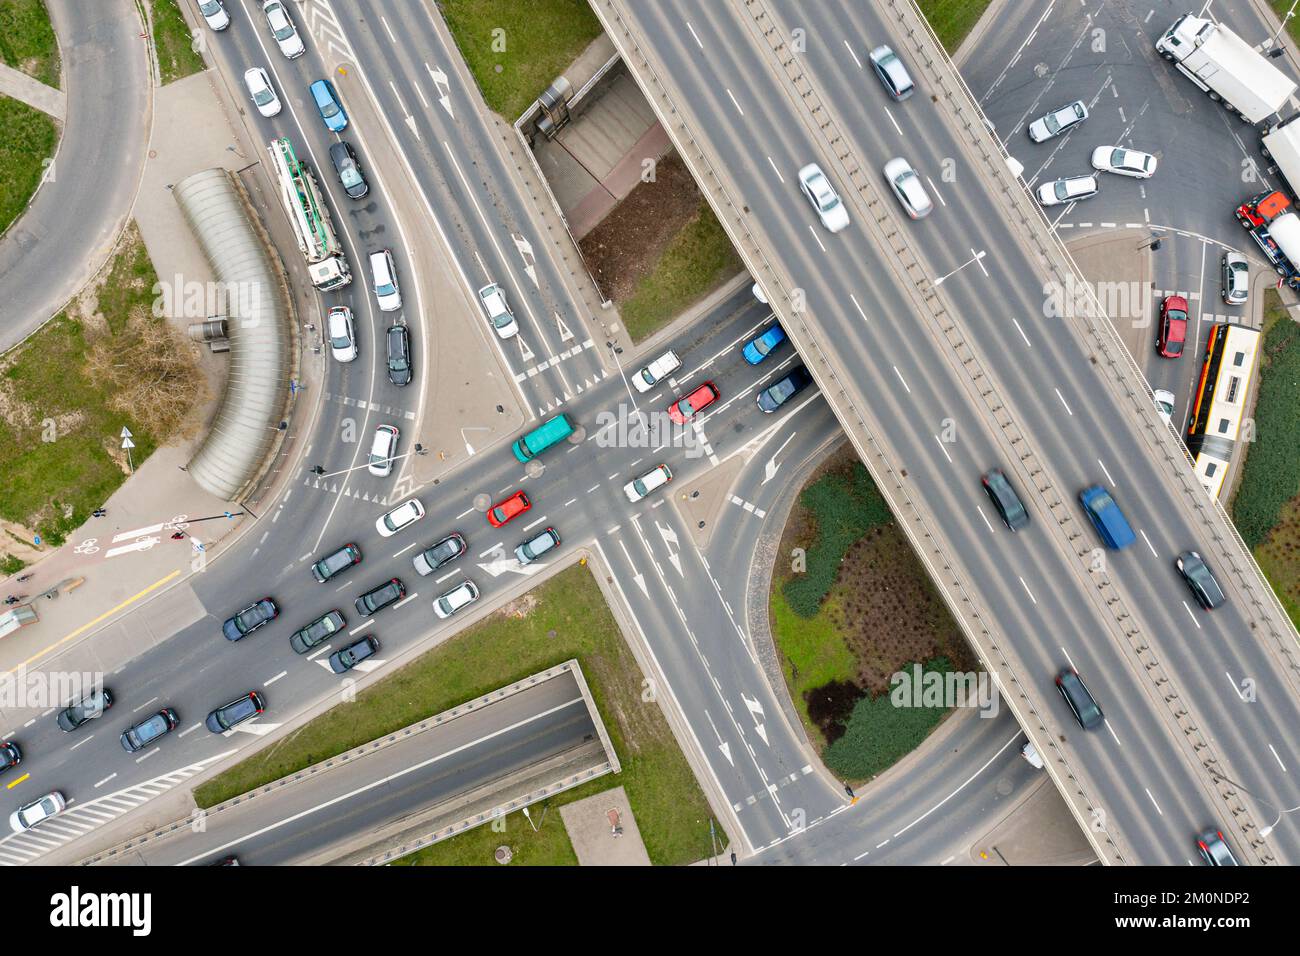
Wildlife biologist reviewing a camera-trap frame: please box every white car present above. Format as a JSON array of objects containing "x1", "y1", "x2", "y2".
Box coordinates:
[
  {"x1": 478, "y1": 282, "x2": 518, "y2": 339},
  {"x1": 1090, "y1": 146, "x2": 1157, "y2": 179},
  {"x1": 1020, "y1": 741, "x2": 1044, "y2": 769},
  {"x1": 242, "y1": 67, "x2": 281, "y2": 117},
  {"x1": 797, "y1": 162, "x2": 850, "y2": 233},
  {"x1": 1153, "y1": 388, "x2": 1176, "y2": 426},
  {"x1": 433, "y1": 580, "x2": 479, "y2": 619},
  {"x1": 369, "y1": 249, "x2": 402, "y2": 312},
  {"x1": 326, "y1": 306, "x2": 357, "y2": 362},
  {"x1": 1036, "y1": 174, "x2": 1098, "y2": 207},
  {"x1": 375, "y1": 498, "x2": 424, "y2": 537},
  {"x1": 882, "y1": 157, "x2": 933, "y2": 219},
  {"x1": 9, "y1": 791, "x2": 66, "y2": 833},
  {"x1": 262, "y1": 0, "x2": 304, "y2": 59},
  {"x1": 752, "y1": 281, "x2": 768, "y2": 304},
  {"x1": 631, "y1": 349, "x2": 682, "y2": 393},
  {"x1": 1027, "y1": 100, "x2": 1087, "y2": 143},
  {"x1": 198, "y1": 0, "x2": 230, "y2": 30},
  {"x1": 624, "y1": 464, "x2": 672, "y2": 502},
  {"x1": 368, "y1": 424, "x2": 399, "y2": 477}
]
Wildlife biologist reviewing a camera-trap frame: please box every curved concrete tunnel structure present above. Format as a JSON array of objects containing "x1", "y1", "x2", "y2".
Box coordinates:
[{"x1": 172, "y1": 168, "x2": 292, "y2": 500}]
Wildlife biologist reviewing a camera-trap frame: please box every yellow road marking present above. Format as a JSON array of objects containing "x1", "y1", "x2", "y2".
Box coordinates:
[
  {"x1": 5, "y1": 570, "x2": 182, "y2": 674},
  {"x1": 6, "y1": 773, "x2": 30, "y2": 789}
]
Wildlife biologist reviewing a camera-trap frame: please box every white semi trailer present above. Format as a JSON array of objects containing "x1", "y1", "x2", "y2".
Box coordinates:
[{"x1": 1155, "y1": 14, "x2": 1295, "y2": 125}]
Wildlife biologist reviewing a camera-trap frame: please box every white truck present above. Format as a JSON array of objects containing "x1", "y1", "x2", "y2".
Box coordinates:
[
  {"x1": 1262, "y1": 117, "x2": 1300, "y2": 199},
  {"x1": 1155, "y1": 14, "x2": 1295, "y2": 125},
  {"x1": 267, "y1": 137, "x2": 352, "y2": 292}
]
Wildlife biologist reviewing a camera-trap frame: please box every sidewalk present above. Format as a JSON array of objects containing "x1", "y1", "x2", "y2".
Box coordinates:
[
  {"x1": 0, "y1": 61, "x2": 65, "y2": 120},
  {"x1": 0, "y1": 70, "x2": 296, "y2": 691}
]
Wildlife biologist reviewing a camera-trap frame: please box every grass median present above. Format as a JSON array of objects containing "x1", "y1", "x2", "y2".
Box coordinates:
[
  {"x1": 0, "y1": 0, "x2": 60, "y2": 88},
  {"x1": 193, "y1": 562, "x2": 722, "y2": 866},
  {"x1": 0, "y1": 95, "x2": 58, "y2": 235},
  {"x1": 150, "y1": 0, "x2": 205, "y2": 85},
  {"x1": 918, "y1": 0, "x2": 995, "y2": 53},
  {"x1": 440, "y1": 0, "x2": 603, "y2": 119}
]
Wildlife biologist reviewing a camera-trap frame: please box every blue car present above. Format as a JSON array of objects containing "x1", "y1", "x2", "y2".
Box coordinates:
[
  {"x1": 310, "y1": 79, "x2": 348, "y2": 132},
  {"x1": 1078, "y1": 485, "x2": 1135, "y2": 550},
  {"x1": 743, "y1": 324, "x2": 786, "y2": 365}
]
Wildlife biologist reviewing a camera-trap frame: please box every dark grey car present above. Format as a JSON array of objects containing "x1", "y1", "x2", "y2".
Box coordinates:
[
  {"x1": 1056, "y1": 668, "x2": 1104, "y2": 730},
  {"x1": 329, "y1": 141, "x2": 369, "y2": 199},
  {"x1": 57, "y1": 688, "x2": 113, "y2": 732},
  {"x1": 289, "y1": 610, "x2": 346, "y2": 654},
  {"x1": 386, "y1": 324, "x2": 411, "y2": 386},
  {"x1": 354, "y1": 578, "x2": 405, "y2": 616},
  {"x1": 120, "y1": 708, "x2": 178, "y2": 752},
  {"x1": 982, "y1": 468, "x2": 1029, "y2": 531},
  {"x1": 206, "y1": 691, "x2": 264, "y2": 733},
  {"x1": 328, "y1": 636, "x2": 379, "y2": 674},
  {"x1": 413, "y1": 533, "x2": 466, "y2": 576}
]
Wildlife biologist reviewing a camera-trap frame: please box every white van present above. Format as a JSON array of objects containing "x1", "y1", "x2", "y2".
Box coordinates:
[{"x1": 631, "y1": 349, "x2": 681, "y2": 393}]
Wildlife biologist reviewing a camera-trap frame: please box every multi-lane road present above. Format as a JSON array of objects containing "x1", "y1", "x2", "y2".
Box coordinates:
[{"x1": 601, "y1": 0, "x2": 1300, "y2": 863}]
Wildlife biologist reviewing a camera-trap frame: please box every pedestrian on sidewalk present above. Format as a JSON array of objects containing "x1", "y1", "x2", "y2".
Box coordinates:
[
  {"x1": 170, "y1": 531, "x2": 186, "y2": 540},
  {"x1": 91, "y1": 508, "x2": 106, "y2": 518}
]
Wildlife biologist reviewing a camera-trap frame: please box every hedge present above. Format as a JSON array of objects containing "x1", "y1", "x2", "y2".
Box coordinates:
[
  {"x1": 782, "y1": 461, "x2": 892, "y2": 617},
  {"x1": 1231, "y1": 308, "x2": 1300, "y2": 548}
]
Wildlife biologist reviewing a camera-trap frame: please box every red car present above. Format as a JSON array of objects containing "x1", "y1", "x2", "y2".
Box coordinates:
[
  {"x1": 1156, "y1": 295, "x2": 1188, "y2": 358},
  {"x1": 487, "y1": 490, "x2": 531, "y2": 528},
  {"x1": 667, "y1": 382, "x2": 720, "y2": 424}
]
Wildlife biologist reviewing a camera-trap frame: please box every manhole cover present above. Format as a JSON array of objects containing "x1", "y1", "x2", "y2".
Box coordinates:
[
  {"x1": 996, "y1": 777, "x2": 1014, "y2": 797},
  {"x1": 472, "y1": 493, "x2": 492, "y2": 512},
  {"x1": 494, "y1": 846, "x2": 512, "y2": 864},
  {"x1": 525, "y1": 459, "x2": 545, "y2": 479}
]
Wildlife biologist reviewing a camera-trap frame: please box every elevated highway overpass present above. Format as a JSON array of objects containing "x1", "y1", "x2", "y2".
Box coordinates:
[{"x1": 592, "y1": 0, "x2": 1300, "y2": 864}]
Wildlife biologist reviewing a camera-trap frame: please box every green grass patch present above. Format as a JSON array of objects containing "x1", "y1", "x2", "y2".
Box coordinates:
[
  {"x1": 1230, "y1": 291, "x2": 1300, "y2": 549},
  {"x1": 0, "y1": 96, "x2": 57, "y2": 235},
  {"x1": 917, "y1": 0, "x2": 995, "y2": 53},
  {"x1": 781, "y1": 459, "x2": 892, "y2": 617},
  {"x1": 620, "y1": 203, "x2": 744, "y2": 343},
  {"x1": 822, "y1": 657, "x2": 956, "y2": 779},
  {"x1": 0, "y1": 0, "x2": 60, "y2": 88},
  {"x1": 194, "y1": 563, "x2": 722, "y2": 866},
  {"x1": 0, "y1": 225, "x2": 177, "y2": 546},
  {"x1": 439, "y1": 0, "x2": 603, "y2": 119},
  {"x1": 150, "y1": 0, "x2": 205, "y2": 84}
]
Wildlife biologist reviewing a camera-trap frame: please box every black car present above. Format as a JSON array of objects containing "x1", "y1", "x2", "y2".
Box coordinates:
[
  {"x1": 289, "y1": 609, "x2": 346, "y2": 654},
  {"x1": 981, "y1": 468, "x2": 1029, "y2": 531},
  {"x1": 1056, "y1": 668, "x2": 1104, "y2": 730},
  {"x1": 329, "y1": 140, "x2": 369, "y2": 199},
  {"x1": 413, "y1": 533, "x2": 466, "y2": 576},
  {"x1": 120, "y1": 708, "x2": 179, "y2": 753},
  {"x1": 354, "y1": 578, "x2": 406, "y2": 616},
  {"x1": 1176, "y1": 551, "x2": 1227, "y2": 610},
  {"x1": 386, "y1": 324, "x2": 411, "y2": 386},
  {"x1": 1196, "y1": 828, "x2": 1239, "y2": 866},
  {"x1": 0, "y1": 740, "x2": 20, "y2": 775},
  {"x1": 328, "y1": 635, "x2": 380, "y2": 674},
  {"x1": 757, "y1": 364, "x2": 814, "y2": 413},
  {"x1": 206, "y1": 691, "x2": 265, "y2": 734},
  {"x1": 311, "y1": 542, "x2": 362, "y2": 583},
  {"x1": 222, "y1": 598, "x2": 278, "y2": 642},
  {"x1": 57, "y1": 688, "x2": 114, "y2": 732}
]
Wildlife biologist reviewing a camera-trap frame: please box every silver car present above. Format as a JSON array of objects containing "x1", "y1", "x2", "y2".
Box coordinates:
[
  {"x1": 867, "y1": 45, "x2": 914, "y2": 101},
  {"x1": 1036, "y1": 174, "x2": 1098, "y2": 207},
  {"x1": 261, "y1": 0, "x2": 304, "y2": 58},
  {"x1": 882, "y1": 157, "x2": 933, "y2": 219},
  {"x1": 1153, "y1": 388, "x2": 1175, "y2": 426},
  {"x1": 1220, "y1": 251, "x2": 1249, "y2": 306},
  {"x1": 797, "y1": 163, "x2": 850, "y2": 233},
  {"x1": 1027, "y1": 101, "x2": 1087, "y2": 142}
]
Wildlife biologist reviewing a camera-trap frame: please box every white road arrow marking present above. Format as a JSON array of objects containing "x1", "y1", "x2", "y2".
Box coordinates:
[
  {"x1": 517, "y1": 335, "x2": 535, "y2": 363},
  {"x1": 425, "y1": 63, "x2": 454, "y2": 118},
  {"x1": 741, "y1": 693, "x2": 769, "y2": 746},
  {"x1": 476, "y1": 546, "x2": 536, "y2": 577},
  {"x1": 763, "y1": 432, "x2": 796, "y2": 485},
  {"x1": 655, "y1": 521, "x2": 683, "y2": 577},
  {"x1": 705, "y1": 710, "x2": 734, "y2": 767},
  {"x1": 224, "y1": 721, "x2": 279, "y2": 737},
  {"x1": 512, "y1": 234, "x2": 538, "y2": 287},
  {"x1": 618, "y1": 539, "x2": 648, "y2": 597}
]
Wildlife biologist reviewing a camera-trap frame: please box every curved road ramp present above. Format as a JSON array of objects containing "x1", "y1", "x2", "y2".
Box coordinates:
[{"x1": 79, "y1": 661, "x2": 616, "y2": 866}]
